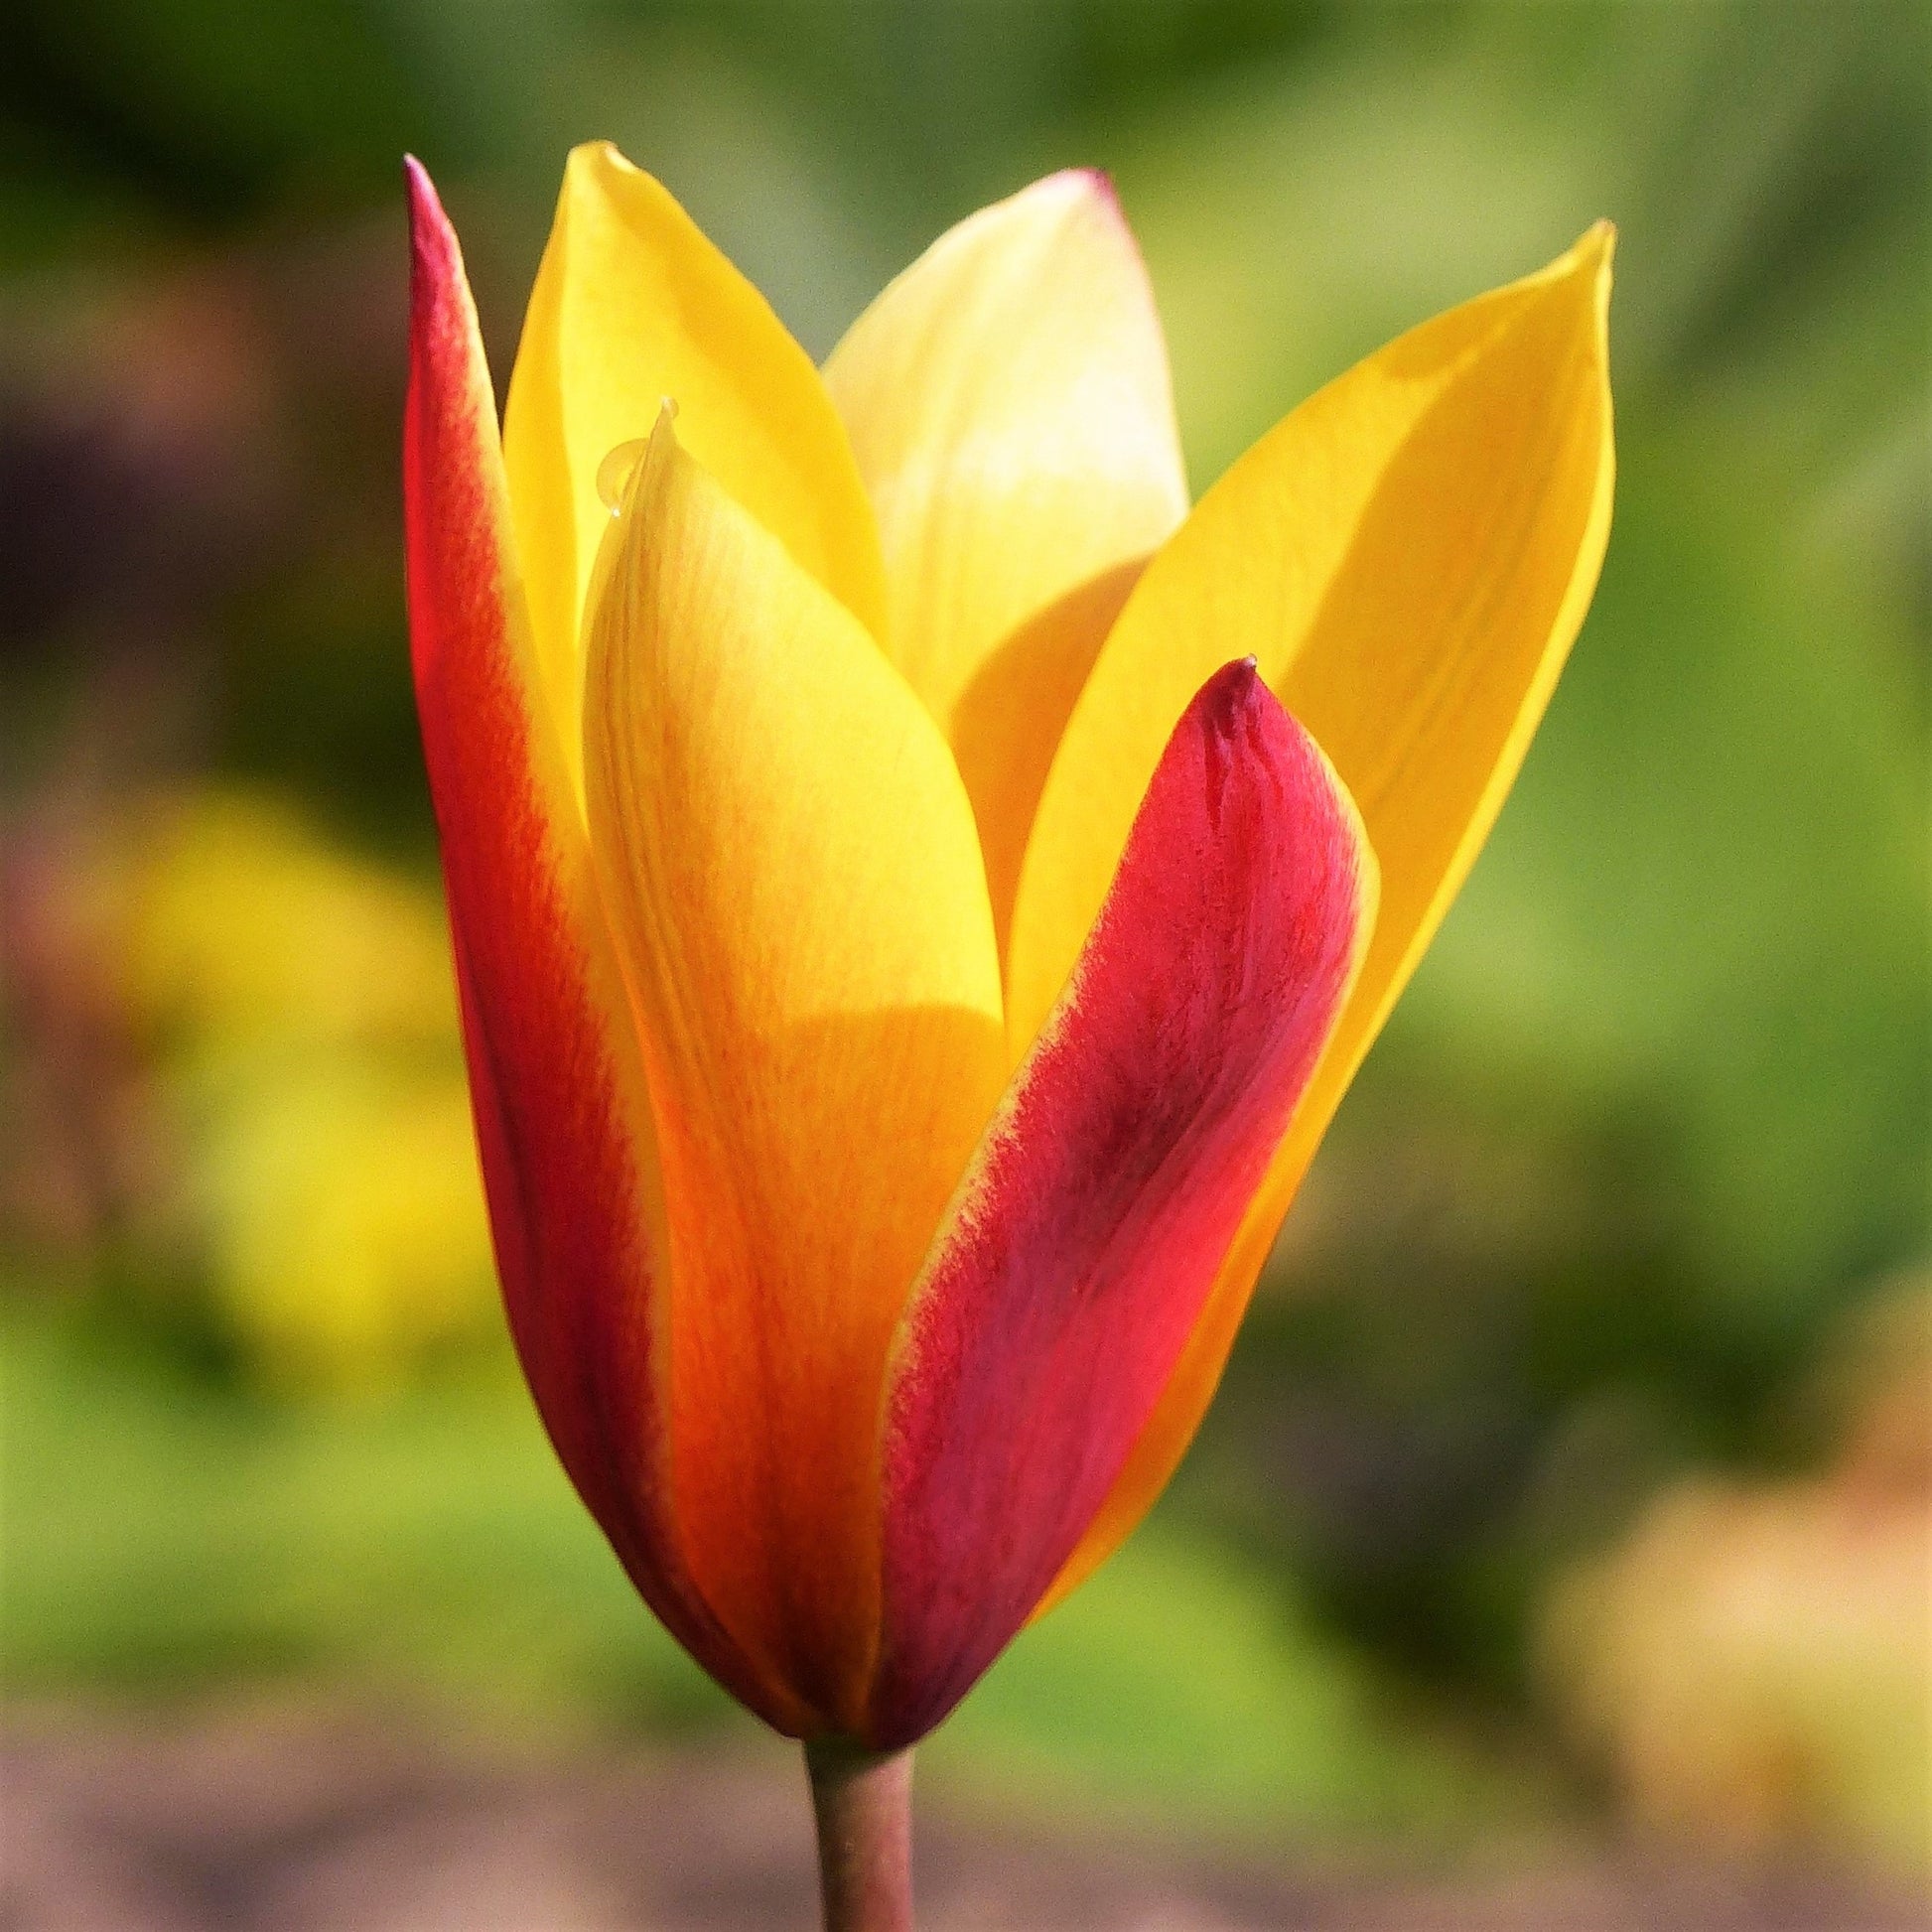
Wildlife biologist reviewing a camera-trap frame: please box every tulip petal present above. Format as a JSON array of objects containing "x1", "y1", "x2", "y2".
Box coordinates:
[
  {"x1": 503, "y1": 141, "x2": 887, "y2": 798},
  {"x1": 823, "y1": 171, "x2": 1187, "y2": 949},
  {"x1": 1008, "y1": 226, "x2": 1615, "y2": 1606},
  {"x1": 582, "y1": 412, "x2": 1007, "y2": 1732},
  {"x1": 869, "y1": 663, "x2": 1375, "y2": 1748},
  {"x1": 402, "y1": 162, "x2": 798, "y2": 1729}
]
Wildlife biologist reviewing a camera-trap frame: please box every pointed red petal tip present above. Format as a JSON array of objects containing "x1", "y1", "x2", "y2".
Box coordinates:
[
  {"x1": 403, "y1": 155, "x2": 452, "y2": 262},
  {"x1": 1189, "y1": 654, "x2": 1266, "y2": 742},
  {"x1": 403, "y1": 154, "x2": 436, "y2": 221},
  {"x1": 402, "y1": 156, "x2": 477, "y2": 390}
]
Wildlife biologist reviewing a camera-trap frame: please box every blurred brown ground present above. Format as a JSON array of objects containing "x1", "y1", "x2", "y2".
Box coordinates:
[{"x1": 4, "y1": 1707, "x2": 1923, "y2": 1932}]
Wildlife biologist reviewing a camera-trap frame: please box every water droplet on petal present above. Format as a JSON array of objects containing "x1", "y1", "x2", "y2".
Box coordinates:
[{"x1": 597, "y1": 438, "x2": 651, "y2": 514}]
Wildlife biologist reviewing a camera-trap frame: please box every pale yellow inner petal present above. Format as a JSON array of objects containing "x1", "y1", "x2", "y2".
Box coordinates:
[{"x1": 824, "y1": 170, "x2": 1187, "y2": 955}]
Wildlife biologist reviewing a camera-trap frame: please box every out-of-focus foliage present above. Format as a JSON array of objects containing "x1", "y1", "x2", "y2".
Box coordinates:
[
  {"x1": 3, "y1": 1297, "x2": 1502, "y2": 1839},
  {"x1": 1543, "y1": 1284, "x2": 1931, "y2": 1874},
  {"x1": 15, "y1": 791, "x2": 497, "y2": 1390},
  {"x1": 2, "y1": 0, "x2": 1925, "y2": 1871},
  {"x1": 116, "y1": 790, "x2": 456, "y2": 1044}
]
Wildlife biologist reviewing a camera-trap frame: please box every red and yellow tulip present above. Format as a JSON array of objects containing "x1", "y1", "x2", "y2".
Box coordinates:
[{"x1": 403, "y1": 146, "x2": 1611, "y2": 1752}]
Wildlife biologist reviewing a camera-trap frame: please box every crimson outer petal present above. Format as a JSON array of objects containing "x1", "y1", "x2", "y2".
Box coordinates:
[
  {"x1": 869, "y1": 661, "x2": 1376, "y2": 1747},
  {"x1": 403, "y1": 160, "x2": 791, "y2": 1728}
]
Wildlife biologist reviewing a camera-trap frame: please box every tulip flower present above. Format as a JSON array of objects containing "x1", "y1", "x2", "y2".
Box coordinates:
[{"x1": 403, "y1": 144, "x2": 1611, "y2": 1926}]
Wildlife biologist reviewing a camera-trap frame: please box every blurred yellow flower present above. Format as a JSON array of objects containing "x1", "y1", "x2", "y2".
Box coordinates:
[
  {"x1": 105, "y1": 789, "x2": 498, "y2": 1392},
  {"x1": 116, "y1": 790, "x2": 458, "y2": 1049}
]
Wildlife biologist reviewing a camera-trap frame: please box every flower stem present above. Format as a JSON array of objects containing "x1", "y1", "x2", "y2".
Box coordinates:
[{"x1": 803, "y1": 1737, "x2": 914, "y2": 1931}]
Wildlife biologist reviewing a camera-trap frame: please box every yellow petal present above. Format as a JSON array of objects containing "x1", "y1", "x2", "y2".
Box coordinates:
[
  {"x1": 1014, "y1": 223, "x2": 1616, "y2": 1603},
  {"x1": 504, "y1": 142, "x2": 887, "y2": 798},
  {"x1": 824, "y1": 171, "x2": 1187, "y2": 950},
  {"x1": 581, "y1": 413, "x2": 1007, "y2": 1730}
]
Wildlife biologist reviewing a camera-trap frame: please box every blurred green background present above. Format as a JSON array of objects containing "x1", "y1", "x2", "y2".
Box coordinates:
[{"x1": 3, "y1": 0, "x2": 1927, "y2": 1901}]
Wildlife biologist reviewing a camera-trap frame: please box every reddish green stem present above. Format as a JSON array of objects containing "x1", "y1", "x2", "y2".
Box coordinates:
[{"x1": 804, "y1": 1737, "x2": 914, "y2": 1931}]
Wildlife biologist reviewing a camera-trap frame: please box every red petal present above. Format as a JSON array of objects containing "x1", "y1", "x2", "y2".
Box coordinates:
[
  {"x1": 869, "y1": 660, "x2": 1374, "y2": 1746},
  {"x1": 404, "y1": 160, "x2": 802, "y2": 1731}
]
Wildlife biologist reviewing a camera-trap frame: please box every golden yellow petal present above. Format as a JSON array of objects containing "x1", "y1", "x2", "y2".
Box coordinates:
[
  {"x1": 581, "y1": 411, "x2": 1006, "y2": 1729},
  {"x1": 1014, "y1": 223, "x2": 1616, "y2": 1603}
]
